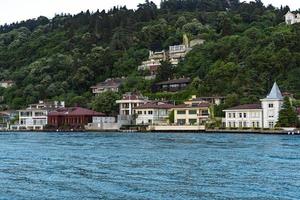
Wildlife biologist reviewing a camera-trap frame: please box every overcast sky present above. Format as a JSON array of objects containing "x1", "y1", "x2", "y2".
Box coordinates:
[{"x1": 0, "y1": 0, "x2": 299, "y2": 25}]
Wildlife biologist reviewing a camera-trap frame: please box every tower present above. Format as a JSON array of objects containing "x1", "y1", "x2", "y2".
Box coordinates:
[{"x1": 261, "y1": 82, "x2": 284, "y2": 129}]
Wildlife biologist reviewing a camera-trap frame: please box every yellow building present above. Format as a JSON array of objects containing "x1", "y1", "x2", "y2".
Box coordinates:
[{"x1": 172, "y1": 103, "x2": 210, "y2": 125}]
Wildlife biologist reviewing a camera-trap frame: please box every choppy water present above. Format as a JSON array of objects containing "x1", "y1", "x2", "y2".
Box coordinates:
[{"x1": 0, "y1": 132, "x2": 299, "y2": 199}]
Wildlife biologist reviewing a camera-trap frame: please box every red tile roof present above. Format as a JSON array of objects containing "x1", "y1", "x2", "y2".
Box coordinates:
[
  {"x1": 48, "y1": 107, "x2": 104, "y2": 116},
  {"x1": 134, "y1": 103, "x2": 174, "y2": 109},
  {"x1": 225, "y1": 104, "x2": 262, "y2": 110},
  {"x1": 91, "y1": 78, "x2": 124, "y2": 89}
]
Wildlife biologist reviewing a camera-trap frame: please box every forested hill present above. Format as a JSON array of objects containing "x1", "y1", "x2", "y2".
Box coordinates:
[{"x1": 0, "y1": 0, "x2": 297, "y2": 109}]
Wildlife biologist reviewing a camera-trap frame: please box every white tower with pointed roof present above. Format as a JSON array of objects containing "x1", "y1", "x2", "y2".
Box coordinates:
[{"x1": 261, "y1": 82, "x2": 284, "y2": 129}]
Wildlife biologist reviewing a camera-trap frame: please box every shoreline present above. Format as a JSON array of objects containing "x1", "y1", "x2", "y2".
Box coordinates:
[{"x1": 0, "y1": 129, "x2": 300, "y2": 135}]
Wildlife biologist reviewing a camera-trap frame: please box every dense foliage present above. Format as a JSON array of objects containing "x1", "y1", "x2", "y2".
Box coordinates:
[
  {"x1": 0, "y1": 0, "x2": 297, "y2": 112},
  {"x1": 277, "y1": 97, "x2": 299, "y2": 127}
]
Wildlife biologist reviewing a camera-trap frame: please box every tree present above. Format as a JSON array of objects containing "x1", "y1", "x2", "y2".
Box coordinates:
[
  {"x1": 155, "y1": 60, "x2": 174, "y2": 82},
  {"x1": 277, "y1": 97, "x2": 299, "y2": 128},
  {"x1": 91, "y1": 92, "x2": 121, "y2": 116}
]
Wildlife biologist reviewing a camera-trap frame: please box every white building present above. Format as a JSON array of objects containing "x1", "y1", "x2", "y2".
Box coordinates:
[
  {"x1": 133, "y1": 102, "x2": 173, "y2": 125},
  {"x1": 91, "y1": 78, "x2": 124, "y2": 96},
  {"x1": 285, "y1": 11, "x2": 300, "y2": 25},
  {"x1": 116, "y1": 93, "x2": 149, "y2": 116},
  {"x1": 17, "y1": 100, "x2": 65, "y2": 130},
  {"x1": 0, "y1": 80, "x2": 14, "y2": 88},
  {"x1": 223, "y1": 83, "x2": 283, "y2": 129}
]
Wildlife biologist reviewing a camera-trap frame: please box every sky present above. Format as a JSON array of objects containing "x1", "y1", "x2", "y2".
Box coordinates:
[{"x1": 0, "y1": 0, "x2": 300, "y2": 25}]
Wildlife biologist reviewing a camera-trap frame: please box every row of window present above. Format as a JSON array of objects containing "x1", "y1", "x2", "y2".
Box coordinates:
[
  {"x1": 228, "y1": 121, "x2": 260, "y2": 128},
  {"x1": 177, "y1": 110, "x2": 209, "y2": 115}
]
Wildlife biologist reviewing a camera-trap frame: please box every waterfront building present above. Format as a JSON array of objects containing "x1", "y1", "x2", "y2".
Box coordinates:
[
  {"x1": 91, "y1": 78, "x2": 125, "y2": 96},
  {"x1": 116, "y1": 92, "x2": 149, "y2": 116},
  {"x1": 133, "y1": 102, "x2": 174, "y2": 125},
  {"x1": 0, "y1": 110, "x2": 18, "y2": 130},
  {"x1": 17, "y1": 100, "x2": 65, "y2": 130},
  {"x1": 0, "y1": 80, "x2": 14, "y2": 88},
  {"x1": 223, "y1": 82, "x2": 284, "y2": 129},
  {"x1": 172, "y1": 103, "x2": 210, "y2": 125},
  {"x1": 86, "y1": 115, "x2": 132, "y2": 131},
  {"x1": 48, "y1": 107, "x2": 104, "y2": 129},
  {"x1": 285, "y1": 11, "x2": 300, "y2": 25},
  {"x1": 154, "y1": 78, "x2": 191, "y2": 92},
  {"x1": 185, "y1": 95, "x2": 225, "y2": 106}
]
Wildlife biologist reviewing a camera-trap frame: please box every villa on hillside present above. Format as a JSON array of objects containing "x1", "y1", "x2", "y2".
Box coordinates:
[
  {"x1": 0, "y1": 80, "x2": 14, "y2": 88},
  {"x1": 133, "y1": 102, "x2": 174, "y2": 125},
  {"x1": 154, "y1": 78, "x2": 191, "y2": 92},
  {"x1": 138, "y1": 35, "x2": 205, "y2": 79},
  {"x1": 91, "y1": 78, "x2": 125, "y2": 96},
  {"x1": 138, "y1": 50, "x2": 167, "y2": 80},
  {"x1": 285, "y1": 11, "x2": 300, "y2": 25},
  {"x1": 185, "y1": 95, "x2": 225, "y2": 106},
  {"x1": 223, "y1": 82, "x2": 284, "y2": 129}
]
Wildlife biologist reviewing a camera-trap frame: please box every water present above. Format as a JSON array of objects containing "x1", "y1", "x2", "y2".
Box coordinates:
[{"x1": 0, "y1": 132, "x2": 299, "y2": 200}]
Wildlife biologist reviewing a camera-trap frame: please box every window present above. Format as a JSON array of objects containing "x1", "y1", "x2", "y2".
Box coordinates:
[
  {"x1": 257, "y1": 122, "x2": 260, "y2": 127},
  {"x1": 229, "y1": 113, "x2": 232, "y2": 118},
  {"x1": 244, "y1": 113, "x2": 247, "y2": 118},
  {"x1": 189, "y1": 110, "x2": 197, "y2": 115},
  {"x1": 239, "y1": 122, "x2": 242, "y2": 128},
  {"x1": 228, "y1": 122, "x2": 232, "y2": 127},
  {"x1": 189, "y1": 119, "x2": 197, "y2": 125},
  {"x1": 144, "y1": 111, "x2": 147, "y2": 115},
  {"x1": 269, "y1": 104, "x2": 274, "y2": 108},
  {"x1": 239, "y1": 113, "x2": 243, "y2": 118},
  {"x1": 177, "y1": 119, "x2": 186, "y2": 125},
  {"x1": 269, "y1": 122, "x2": 274, "y2": 129},
  {"x1": 202, "y1": 110, "x2": 209, "y2": 116},
  {"x1": 233, "y1": 122, "x2": 236, "y2": 128},
  {"x1": 177, "y1": 110, "x2": 186, "y2": 115},
  {"x1": 233, "y1": 113, "x2": 236, "y2": 118},
  {"x1": 148, "y1": 111, "x2": 153, "y2": 115},
  {"x1": 252, "y1": 122, "x2": 255, "y2": 128},
  {"x1": 138, "y1": 111, "x2": 142, "y2": 115},
  {"x1": 243, "y1": 122, "x2": 247, "y2": 127}
]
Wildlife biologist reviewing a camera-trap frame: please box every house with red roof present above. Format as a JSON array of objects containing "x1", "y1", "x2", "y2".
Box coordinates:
[{"x1": 48, "y1": 107, "x2": 104, "y2": 130}]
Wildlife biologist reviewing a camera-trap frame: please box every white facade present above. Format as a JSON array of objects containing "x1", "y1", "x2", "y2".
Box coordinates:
[
  {"x1": 134, "y1": 107, "x2": 171, "y2": 125},
  {"x1": 116, "y1": 93, "x2": 149, "y2": 116},
  {"x1": 285, "y1": 11, "x2": 300, "y2": 25},
  {"x1": 223, "y1": 83, "x2": 283, "y2": 129},
  {"x1": 224, "y1": 108, "x2": 263, "y2": 128},
  {"x1": 18, "y1": 109, "x2": 48, "y2": 130}
]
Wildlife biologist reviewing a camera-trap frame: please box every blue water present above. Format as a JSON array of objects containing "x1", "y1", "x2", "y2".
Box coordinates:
[{"x1": 0, "y1": 132, "x2": 299, "y2": 199}]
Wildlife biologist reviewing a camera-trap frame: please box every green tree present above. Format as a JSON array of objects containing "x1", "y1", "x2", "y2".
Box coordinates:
[
  {"x1": 277, "y1": 97, "x2": 299, "y2": 128},
  {"x1": 156, "y1": 60, "x2": 174, "y2": 82},
  {"x1": 91, "y1": 92, "x2": 121, "y2": 116}
]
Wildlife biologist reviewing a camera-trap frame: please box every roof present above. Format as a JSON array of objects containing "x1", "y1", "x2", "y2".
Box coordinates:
[
  {"x1": 156, "y1": 78, "x2": 191, "y2": 86},
  {"x1": 265, "y1": 82, "x2": 283, "y2": 100},
  {"x1": 133, "y1": 103, "x2": 174, "y2": 110},
  {"x1": 0, "y1": 80, "x2": 14, "y2": 84},
  {"x1": 121, "y1": 92, "x2": 148, "y2": 101},
  {"x1": 172, "y1": 103, "x2": 210, "y2": 109},
  {"x1": 48, "y1": 107, "x2": 104, "y2": 117},
  {"x1": 91, "y1": 78, "x2": 124, "y2": 89},
  {"x1": 188, "y1": 96, "x2": 226, "y2": 101},
  {"x1": 224, "y1": 104, "x2": 262, "y2": 111}
]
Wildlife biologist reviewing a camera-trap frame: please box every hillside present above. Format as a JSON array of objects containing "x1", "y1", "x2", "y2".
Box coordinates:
[{"x1": 0, "y1": 0, "x2": 297, "y2": 110}]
